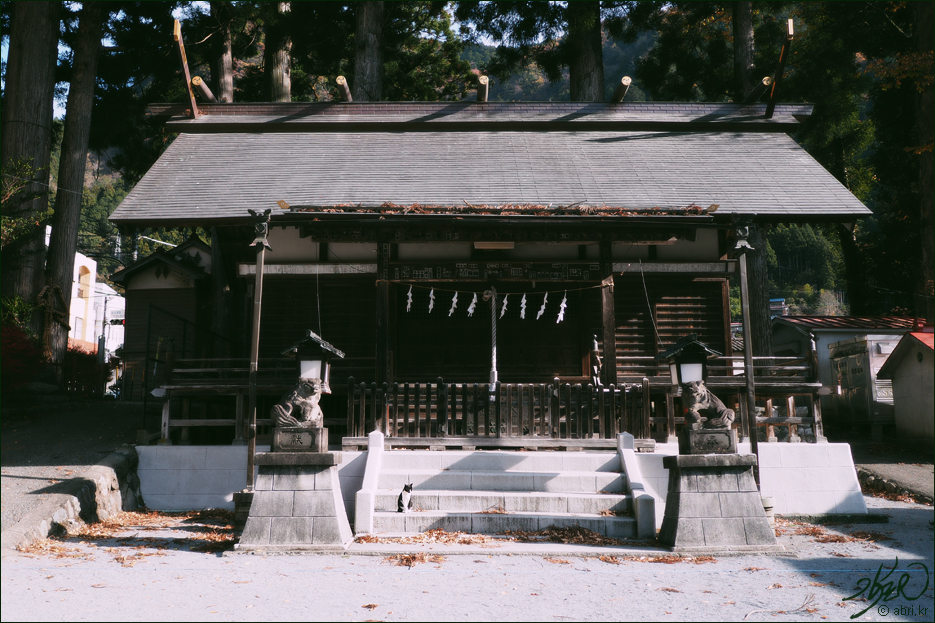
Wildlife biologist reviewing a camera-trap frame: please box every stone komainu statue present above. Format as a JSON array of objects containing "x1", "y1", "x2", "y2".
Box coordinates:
[
  {"x1": 271, "y1": 379, "x2": 323, "y2": 428},
  {"x1": 684, "y1": 380, "x2": 735, "y2": 429}
]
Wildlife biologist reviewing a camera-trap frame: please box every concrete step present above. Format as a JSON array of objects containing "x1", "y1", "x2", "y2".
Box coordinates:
[
  {"x1": 372, "y1": 510, "x2": 636, "y2": 538},
  {"x1": 374, "y1": 490, "x2": 632, "y2": 514},
  {"x1": 377, "y1": 470, "x2": 627, "y2": 493},
  {"x1": 380, "y1": 450, "x2": 621, "y2": 473}
]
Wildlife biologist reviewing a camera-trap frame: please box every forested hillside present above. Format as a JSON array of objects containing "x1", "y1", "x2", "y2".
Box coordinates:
[{"x1": 2, "y1": 1, "x2": 931, "y2": 372}]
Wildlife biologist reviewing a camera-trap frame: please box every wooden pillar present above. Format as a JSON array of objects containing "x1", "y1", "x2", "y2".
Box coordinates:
[
  {"x1": 738, "y1": 242, "x2": 759, "y2": 485},
  {"x1": 599, "y1": 242, "x2": 618, "y2": 386},
  {"x1": 376, "y1": 242, "x2": 391, "y2": 384}
]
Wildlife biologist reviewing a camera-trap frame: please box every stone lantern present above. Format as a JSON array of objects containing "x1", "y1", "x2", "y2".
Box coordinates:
[
  {"x1": 658, "y1": 333, "x2": 720, "y2": 387},
  {"x1": 281, "y1": 329, "x2": 345, "y2": 395},
  {"x1": 657, "y1": 333, "x2": 736, "y2": 454}
]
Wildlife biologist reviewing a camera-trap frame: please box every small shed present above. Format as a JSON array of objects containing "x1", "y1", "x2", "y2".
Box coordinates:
[
  {"x1": 770, "y1": 316, "x2": 915, "y2": 416},
  {"x1": 876, "y1": 329, "x2": 934, "y2": 446}
]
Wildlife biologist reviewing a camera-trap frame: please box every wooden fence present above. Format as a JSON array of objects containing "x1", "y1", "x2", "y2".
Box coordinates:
[{"x1": 347, "y1": 377, "x2": 647, "y2": 441}]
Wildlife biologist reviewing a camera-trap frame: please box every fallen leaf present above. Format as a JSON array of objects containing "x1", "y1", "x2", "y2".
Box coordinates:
[
  {"x1": 362, "y1": 604, "x2": 378, "y2": 610},
  {"x1": 767, "y1": 584, "x2": 782, "y2": 589},
  {"x1": 744, "y1": 567, "x2": 766, "y2": 572},
  {"x1": 657, "y1": 587, "x2": 681, "y2": 593},
  {"x1": 544, "y1": 557, "x2": 571, "y2": 564}
]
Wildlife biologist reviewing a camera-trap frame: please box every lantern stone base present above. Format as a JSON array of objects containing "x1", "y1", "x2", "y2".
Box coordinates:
[
  {"x1": 658, "y1": 454, "x2": 784, "y2": 553},
  {"x1": 678, "y1": 427, "x2": 738, "y2": 455},
  {"x1": 236, "y1": 452, "x2": 353, "y2": 552}
]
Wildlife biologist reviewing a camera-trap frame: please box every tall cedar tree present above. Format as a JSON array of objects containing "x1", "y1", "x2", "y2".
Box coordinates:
[
  {"x1": 210, "y1": 1, "x2": 235, "y2": 102},
  {"x1": 353, "y1": 1, "x2": 384, "y2": 101},
  {"x1": 1, "y1": 1, "x2": 62, "y2": 333},
  {"x1": 46, "y1": 2, "x2": 105, "y2": 376},
  {"x1": 913, "y1": 1, "x2": 933, "y2": 321},
  {"x1": 455, "y1": 1, "x2": 635, "y2": 102},
  {"x1": 264, "y1": 2, "x2": 292, "y2": 102}
]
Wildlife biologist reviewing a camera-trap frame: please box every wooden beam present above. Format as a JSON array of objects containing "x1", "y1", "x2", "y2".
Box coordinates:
[
  {"x1": 376, "y1": 243, "x2": 391, "y2": 384},
  {"x1": 611, "y1": 76, "x2": 632, "y2": 104},
  {"x1": 613, "y1": 261, "x2": 735, "y2": 274},
  {"x1": 738, "y1": 244, "x2": 759, "y2": 484},
  {"x1": 172, "y1": 19, "x2": 199, "y2": 119},
  {"x1": 477, "y1": 75, "x2": 489, "y2": 102},
  {"x1": 191, "y1": 76, "x2": 217, "y2": 103},
  {"x1": 238, "y1": 263, "x2": 376, "y2": 276},
  {"x1": 742, "y1": 76, "x2": 772, "y2": 105},
  {"x1": 599, "y1": 243, "x2": 617, "y2": 386},
  {"x1": 336, "y1": 75, "x2": 353, "y2": 102},
  {"x1": 766, "y1": 19, "x2": 794, "y2": 119}
]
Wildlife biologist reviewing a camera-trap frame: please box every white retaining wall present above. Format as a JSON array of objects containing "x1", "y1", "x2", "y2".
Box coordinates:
[
  {"x1": 635, "y1": 442, "x2": 867, "y2": 528},
  {"x1": 138, "y1": 442, "x2": 866, "y2": 532},
  {"x1": 136, "y1": 446, "x2": 366, "y2": 523}
]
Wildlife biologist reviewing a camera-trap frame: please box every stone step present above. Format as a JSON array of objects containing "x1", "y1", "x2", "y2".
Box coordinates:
[
  {"x1": 375, "y1": 490, "x2": 632, "y2": 514},
  {"x1": 372, "y1": 510, "x2": 636, "y2": 538},
  {"x1": 379, "y1": 450, "x2": 621, "y2": 473},
  {"x1": 378, "y1": 470, "x2": 627, "y2": 493}
]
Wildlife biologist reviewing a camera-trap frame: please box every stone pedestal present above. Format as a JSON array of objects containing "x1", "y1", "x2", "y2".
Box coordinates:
[
  {"x1": 678, "y1": 427, "x2": 738, "y2": 455},
  {"x1": 272, "y1": 426, "x2": 328, "y2": 453},
  {"x1": 236, "y1": 452, "x2": 353, "y2": 552},
  {"x1": 659, "y1": 454, "x2": 783, "y2": 553}
]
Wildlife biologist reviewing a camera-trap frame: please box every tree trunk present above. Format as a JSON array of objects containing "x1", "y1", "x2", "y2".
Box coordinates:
[
  {"x1": 263, "y1": 2, "x2": 292, "y2": 102},
  {"x1": 0, "y1": 1, "x2": 62, "y2": 333},
  {"x1": 210, "y1": 1, "x2": 234, "y2": 103},
  {"x1": 915, "y1": 1, "x2": 934, "y2": 322},
  {"x1": 731, "y1": 1, "x2": 756, "y2": 100},
  {"x1": 45, "y1": 2, "x2": 105, "y2": 381},
  {"x1": 566, "y1": 1, "x2": 604, "y2": 102},
  {"x1": 747, "y1": 224, "x2": 772, "y2": 356},
  {"x1": 837, "y1": 225, "x2": 870, "y2": 315},
  {"x1": 352, "y1": 1, "x2": 384, "y2": 101}
]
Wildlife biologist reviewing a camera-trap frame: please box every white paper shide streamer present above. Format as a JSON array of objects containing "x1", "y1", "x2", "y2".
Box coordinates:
[
  {"x1": 500, "y1": 294, "x2": 509, "y2": 319},
  {"x1": 406, "y1": 286, "x2": 413, "y2": 312},
  {"x1": 467, "y1": 293, "x2": 478, "y2": 316},
  {"x1": 557, "y1": 291, "x2": 567, "y2": 323},
  {"x1": 520, "y1": 293, "x2": 527, "y2": 319},
  {"x1": 448, "y1": 292, "x2": 459, "y2": 316},
  {"x1": 428, "y1": 288, "x2": 435, "y2": 313},
  {"x1": 536, "y1": 293, "x2": 548, "y2": 320}
]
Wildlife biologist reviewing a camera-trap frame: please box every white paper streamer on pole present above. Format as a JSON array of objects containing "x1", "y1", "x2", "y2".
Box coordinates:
[
  {"x1": 428, "y1": 288, "x2": 435, "y2": 313},
  {"x1": 406, "y1": 286, "x2": 413, "y2": 312},
  {"x1": 557, "y1": 291, "x2": 567, "y2": 323},
  {"x1": 449, "y1": 292, "x2": 459, "y2": 317},
  {"x1": 500, "y1": 293, "x2": 509, "y2": 319},
  {"x1": 520, "y1": 293, "x2": 527, "y2": 319},
  {"x1": 536, "y1": 292, "x2": 548, "y2": 320},
  {"x1": 467, "y1": 292, "x2": 478, "y2": 316}
]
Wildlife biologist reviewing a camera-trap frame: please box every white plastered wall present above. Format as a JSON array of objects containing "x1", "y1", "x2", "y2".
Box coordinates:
[
  {"x1": 136, "y1": 446, "x2": 367, "y2": 524},
  {"x1": 635, "y1": 442, "x2": 867, "y2": 528}
]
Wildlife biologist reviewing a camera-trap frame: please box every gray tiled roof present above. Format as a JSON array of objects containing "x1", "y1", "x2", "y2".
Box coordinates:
[{"x1": 110, "y1": 129, "x2": 870, "y2": 226}]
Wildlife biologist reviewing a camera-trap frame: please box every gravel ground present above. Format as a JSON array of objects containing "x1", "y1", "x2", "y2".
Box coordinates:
[
  {"x1": 1, "y1": 401, "x2": 142, "y2": 532},
  {"x1": 1, "y1": 496, "x2": 932, "y2": 622}
]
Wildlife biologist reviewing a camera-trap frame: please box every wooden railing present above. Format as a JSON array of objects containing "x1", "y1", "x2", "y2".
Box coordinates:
[
  {"x1": 616, "y1": 355, "x2": 816, "y2": 383},
  {"x1": 347, "y1": 377, "x2": 648, "y2": 442}
]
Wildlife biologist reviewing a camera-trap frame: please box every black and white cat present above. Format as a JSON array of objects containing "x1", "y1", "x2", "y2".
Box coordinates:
[{"x1": 397, "y1": 483, "x2": 413, "y2": 513}]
